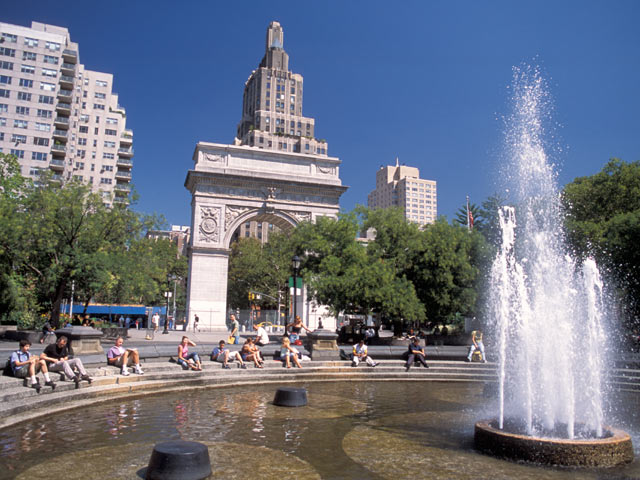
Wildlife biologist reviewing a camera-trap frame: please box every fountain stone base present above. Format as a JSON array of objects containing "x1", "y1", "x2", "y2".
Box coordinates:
[{"x1": 474, "y1": 420, "x2": 633, "y2": 467}]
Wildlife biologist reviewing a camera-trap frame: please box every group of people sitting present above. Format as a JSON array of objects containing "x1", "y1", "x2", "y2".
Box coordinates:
[{"x1": 10, "y1": 336, "x2": 93, "y2": 392}]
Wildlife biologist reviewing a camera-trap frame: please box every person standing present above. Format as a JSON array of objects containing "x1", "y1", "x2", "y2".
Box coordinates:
[
  {"x1": 151, "y1": 311, "x2": 160, "y2": 333},
  {"x1": 405, "y1": 337, "x2": 429, "y2": 371},
  {"x1": 286, "y1": 315, "x2": 311, "y2": 344},
  {"x1": 466, "y1": 329, "x2": 486, "y2": 363},
  {"x1": 229, "y1": 314, "x2": 240, "y2": 345},
  {"x1": 41, "y1": 336, "x2": 93, "y2": 385},
  {"x1": 351, "y1": 339, "x2": 378, "y2": 367},
  {"x1": 10, "y1": 340, "x2": 56, "y2": 391},
  {"x1": 193, "y1": 314, "x2": 199, "y2": 332}
]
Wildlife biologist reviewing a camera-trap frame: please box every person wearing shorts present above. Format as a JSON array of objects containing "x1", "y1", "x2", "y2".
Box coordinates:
[
  {"x1": 210, "y1": 340, "x2": 246, "y2": 369},
  {"x1": 107, "y1": 336, "x2": 144, "y2": 376}
]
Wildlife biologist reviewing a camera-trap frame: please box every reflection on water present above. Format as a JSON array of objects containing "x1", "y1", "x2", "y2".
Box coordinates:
[{"x1": 0, "y1": 382, "x2": 638, "y2": 479}]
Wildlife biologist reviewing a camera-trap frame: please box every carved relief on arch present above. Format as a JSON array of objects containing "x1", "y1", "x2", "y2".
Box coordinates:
[
  {"x1": 317, "y1": 164, "x2": 335, "y2": 175},
  {"x1": 198, "y1": 206, "x2": 221, "y2": 243},
  {"x1": 284, "y1": 210, "x2": 312, "y2": 224},
  {"x1": 225, "y1": 205, "x2": 251, "y2": 230}
]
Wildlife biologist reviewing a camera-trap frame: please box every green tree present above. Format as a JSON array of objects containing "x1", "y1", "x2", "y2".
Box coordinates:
[
  {"x1": 563, "y1": 158, "x2": 640, "y2": 328},
  {"x1": 454, "y1": 202, "x2": 483, "y2": 230},
  {"x1": 290, "y1": 212, "x2": 425, "y2": 323},
  {"x1": 410, "y1": 219, "x2": 489, "y2": 326}
]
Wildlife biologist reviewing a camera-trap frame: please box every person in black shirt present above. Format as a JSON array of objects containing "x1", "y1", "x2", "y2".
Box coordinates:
[
  {"x1": 41, "y1": 336, "x2": 92, "y2": 385},
  {"x1": 405, "y1": 337, "x2": 429, "y2": 371}
]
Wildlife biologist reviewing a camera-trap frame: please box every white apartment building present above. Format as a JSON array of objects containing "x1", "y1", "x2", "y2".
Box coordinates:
[
  {"x1": 0, "y1": 21, "x2": 132, "y2": 205},
  {"x1": 367, "y1": 159, "x2": 437, "y2": 226}
]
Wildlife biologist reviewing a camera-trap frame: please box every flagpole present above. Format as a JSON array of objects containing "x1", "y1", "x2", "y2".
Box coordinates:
[{"x1": 466, "y1": 196, "x2": 470, "y2": 231}]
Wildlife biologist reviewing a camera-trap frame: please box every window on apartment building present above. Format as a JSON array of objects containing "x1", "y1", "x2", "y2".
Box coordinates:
[
  {"x1": 2, "y1": 33, "x2": 17, "y2": 43},
  {"x1": 10, "y1": 149, "x2": 25, "y2": 158},
  {"x1": 0, "y1": 117, "x2": 6, "y2": 126},
  {"x1": 0, "y1": 89, "x2": 9, "y2": 98},
  {"x1": 94, "y1": 92, "x2": 106, "y2": 99},
  {"x1": 79, "y1": 114, "x2": 89, "y2": 122},
  {"x1": 19, "y1": 78, "x2": 33, "y2": 88},
  {"x1": 15, "y1": 106, "x2": 29, "y2": 115},
  {"x1": 103, "y1": 165, "x2": 114, "y2": 172},
  {"x1": 95, "y1": 116, "x2": 100, "y2": 123},
  {"x1": 35, "y1": 122, "x2": 50, "y2": 131},
  {"x1": 11, "y1": 134, "x2": 27, "y2": 144},
  {"x1": 93, "y1": 139, "x2": 97, "y2": 146},
  {"x1": 0, "y1": 104, "x2": 7, "y2": 113},
  {"x1": 0, "y1": 48, "x2": 16, "y2": 58},
  {"x1": 75, "y1": 162, "x2": 85, "y2": 169},
  {"x1": 40, "y1": 82, "x2": 55, "y2": 91},
  {"x1": 42, "y1": 68, "x2": 57, "y2": 78},
  {"x1": 93, "y1": 104, "x2": 105, "y2": 110},
  {"x1": 38, "y1": 95, "x2": 54, "y2": 104},
  {"x1": 43, "y1": 55, "x2": 59, "y2": 65},
  {"x1": 94, "y1": 127, "x2": 99, "y2": 135},
  {"x1": 95, "y1": 80, "x2": 108, "y2": 87},
  {"x1": 36, "y1": 109, "x2": 52, "y2": 118},
  {"x1": 45, "y1": 41, "x2": 61, "y2": 51},
  {"x1": 13, "y1": 119, "x2": 27, "y2": 129},
  {"x1": 33, "y1": 137, "x2": 49, "y2": 146},
  {"x1": 22, "y1": 51, "x2": 36, "y2": 61},
  {"x1": 104, "y1": 141, "x2": 115, "y2": 148},
  {"x1": 32, "y1": 152, "x2": 48, "y2": 161},
  {"x1": 103, "y1": 153, "x2": 114, "y2": 159},
  {"x1": 24, "y1": 37, "x2": 38, "y2": 47},
  {"x1": 79, "y1": 126, "x2": 88, "y2": 133},
  {"x1": 77, "y1": 138, "x2": 87, "y2": 146},
  {"x1": 0, "y1": 61, "x2": 14, "y2": 70},
  {"x1": 105, "y1": 129, "x2": 116, "y2": 136},
  {"x1": 100, "y1": 178, "x2": 112, "y2": 184},
  {"x1": 0, "y1": 75, "x2": 11, "y2": 84},
  {"x1": 106, "y1": 117, "x2": 117, "y2": 125},
  {"x1": 17, "y1": 92, "x2": 31, "y2": 101},
  {"x1": 77, "y1": 150, "x2": 86, "y2": 158}
]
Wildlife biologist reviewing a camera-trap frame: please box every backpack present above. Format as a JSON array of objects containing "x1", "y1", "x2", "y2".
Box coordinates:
[{"x1": 3, "y1": 356, "x2": 14, "y2": 377}]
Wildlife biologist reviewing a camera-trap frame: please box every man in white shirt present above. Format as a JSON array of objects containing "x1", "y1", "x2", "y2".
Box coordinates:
[
  {"x1": 253, "y1": 323, "x2": 270, "y2": 347},
  {"x1": 151, "y1": 312, "x2": 160, "y2": 332},
  {"x1": 352, "y1": 339, "x2": 378, "y2": 367}
]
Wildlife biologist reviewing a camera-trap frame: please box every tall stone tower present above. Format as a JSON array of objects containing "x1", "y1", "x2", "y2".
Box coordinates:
[{"x1": 235, "y1": 22, "x2": 328, "y2": 157}]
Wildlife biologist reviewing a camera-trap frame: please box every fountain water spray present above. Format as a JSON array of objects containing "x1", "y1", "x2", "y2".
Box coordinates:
[{"x1": 489, "y1": 66, "x2": 606, "y2": 439}]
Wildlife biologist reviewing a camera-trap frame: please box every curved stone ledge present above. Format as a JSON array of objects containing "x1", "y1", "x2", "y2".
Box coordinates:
[{"x1": 474, "y1": 420, "x2": 634, "y2": 467}]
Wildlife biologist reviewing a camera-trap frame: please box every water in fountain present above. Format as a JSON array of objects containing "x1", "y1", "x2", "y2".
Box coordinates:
[{"x1": 489, "y1": 66, "x2": 607, "y2": 440}]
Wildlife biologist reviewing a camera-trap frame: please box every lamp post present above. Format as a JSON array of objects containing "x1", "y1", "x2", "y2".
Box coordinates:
[
  {"x1": 291, "y1": 255, "x2": 301, "y2": 321},
  {"x1": 163, "y1": 290, "x2": 172, "y2": 334}
]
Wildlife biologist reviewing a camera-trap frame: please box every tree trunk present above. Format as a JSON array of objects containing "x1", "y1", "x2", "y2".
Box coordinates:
[{"x1": 49, "y1": 278, "x2": 68, "y2": 328}]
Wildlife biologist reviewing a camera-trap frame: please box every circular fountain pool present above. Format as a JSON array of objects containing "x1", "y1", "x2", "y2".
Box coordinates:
[{"x1": 0, "y1": 381, "x2": 638, "y2": 479}]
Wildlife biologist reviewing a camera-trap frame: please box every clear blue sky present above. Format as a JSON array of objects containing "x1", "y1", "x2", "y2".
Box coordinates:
[{"x1": 5, "y1": 1, "x2": 640, "y2": 226}]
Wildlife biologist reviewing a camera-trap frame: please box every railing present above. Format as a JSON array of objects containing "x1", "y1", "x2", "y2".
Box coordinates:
[
  {"x1": 61, "y1": 62, "x2": 76, "y2": 71},
  {"x1": 118, "y1": 147, "x2": 134, "y2": 155},
  {"x1": 54, "y1": 116, "x2": 69, "y2": 124},
  {"x1": 59, "y1": 75, "x2": 74, "y2": 84},
  {"x1": 116, "y1": 157, "x2": 133, "y2": 166},
  {"x1": 57, "y1": 89, "x2": 72, "y2": 97},
  {"x1": 50, "y1": 159, "x2": 64, "y2": 166},
  {"x1": 51, "y1": 144, "x2": 66, "y2": 152},
  {"x1": 56, "y1": 102, "x2": 71, "y2": 110},
  {"x1": 62, "y1": 49, "x2": 77, "y2": 58},
  {"x1": 115, "y1": 170, "x2": 132, "y2": 178},
  {"x1": 114, "y1": 183, "x2": 131, "y2": 192},
  {"x1": 52, "y1": 129, "x2": 67, "y2": 137}
]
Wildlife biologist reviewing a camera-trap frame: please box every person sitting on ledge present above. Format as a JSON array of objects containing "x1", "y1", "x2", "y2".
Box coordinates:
[
  {"x1": 39, "y1": 320, "x2": 55, "y2": 344},
  {"x1": 351, "y1": 339, "x2": 379, "y2": 367},
  {"x1": 210, "y1": 340, "x2": 246, "y2": 369},
  {"x1": 466, "y1": 329, "x2": 487, "y2": 363},
  {"x1": 253, "y1": 323, "x2": 270, "y2": 347},
  {"x1": 241, "y1": 338, "x2": 264, "y2": 368},
  {"x1": 405, "y1": 336, "x2": 429, "y2": 371},
  {"x1": 41, "y1": 335, "x2": 93, "y2": 385},
  {"x1": 177, "y1": 336, "x2": 202, "y2": 371},
  {"x1": 286, "y1": 315, "x2": 311, "y2": 344},
  {"x1": 107, "y1": 336, "x2": 144, "y2": 376},
  {"x1": 280, "y1": 337, "x2": 302, "y2": 369},
  {"x1": 10, "y1": 339, "x2": 56, "y2": 392}
]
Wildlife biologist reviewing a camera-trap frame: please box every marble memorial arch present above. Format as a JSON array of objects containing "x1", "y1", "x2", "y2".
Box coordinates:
[{"x1": 184, "y1": 142, "x2": 347, "y2": 331}]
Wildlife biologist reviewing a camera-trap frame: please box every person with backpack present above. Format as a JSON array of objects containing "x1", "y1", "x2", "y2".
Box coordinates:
[{"x1": 10, "y1": 339, "x2": 56, "y2": 392}]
